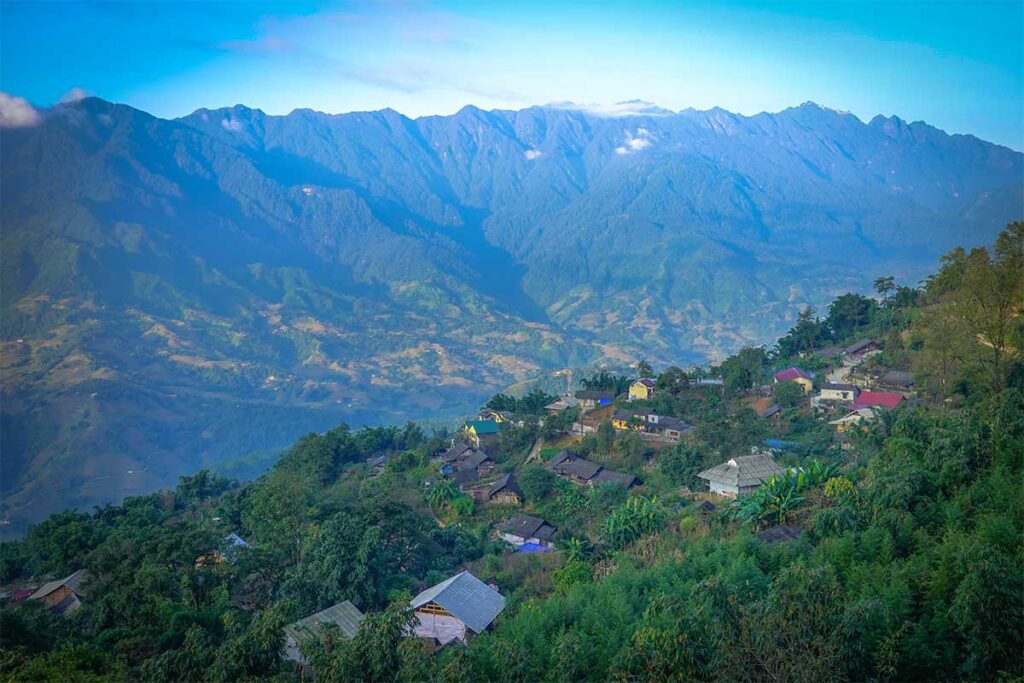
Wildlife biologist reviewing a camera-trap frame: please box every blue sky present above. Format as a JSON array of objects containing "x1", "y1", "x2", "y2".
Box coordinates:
[{"x1": 2, "y1": 0, "x2": 1022, "y2": 149}]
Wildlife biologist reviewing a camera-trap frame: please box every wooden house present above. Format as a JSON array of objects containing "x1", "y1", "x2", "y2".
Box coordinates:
[
  {"x1": 697, "y1": 454, "x2": 785, "y2": 497},
  {"x1": 27, "y1": 569, "x2": 88, "y2": 616},
  {"x1": 545, "y1": 394, "x2": 579, "y2": 415},
  {"x1": 627, "y1": 378, "x2": 655, "y2": 402},
  {"x1": 409, "y1": 571, "x2": 506, "y2": 646},
  {"x1": 486, "y1": 473, "x2": 522, "y2": 505},
  {"x1": 283, "y1": 600, "x2": 364, "y2": 667},
  {"x1": 774, "y1": 367, "x2": 815, "y2": 394},
  {"x1": 496, "y1": 513, "x2": 556, "y2": 547},
  {"x1": 550, "y1": 450, "x2": 638, "y2": 488},
  {"x1": 843, "y1": 339, "x2": 882, "y2": 364}
]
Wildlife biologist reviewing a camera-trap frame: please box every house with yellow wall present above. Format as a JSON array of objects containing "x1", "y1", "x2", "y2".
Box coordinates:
[
  {"x1": 628, "y1": 378, "x2": 655, "y2": 401},
  {"x1": 774, "y1": 367, "x2": 815, "y2": 394}
]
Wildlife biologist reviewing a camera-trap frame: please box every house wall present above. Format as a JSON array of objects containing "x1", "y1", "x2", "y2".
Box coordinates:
[
  {"x1": 490, "y1": 491, "x2": 520, "y2": 505},
  {"x1": 707, "y1": 481, "x2": 739, "y2": 496},
  {"x1": 40, "y1": 586, "x2": 72, "y2": 608},
  {"x1": 820, "y1": 388, "x2": 855, "y2": 401},
  {"x1": 795, "y1": 377, "x2": 814, "y2": 394},
  {"x1": 412, "y1": 610, "x2": 468, "y2": 645}
]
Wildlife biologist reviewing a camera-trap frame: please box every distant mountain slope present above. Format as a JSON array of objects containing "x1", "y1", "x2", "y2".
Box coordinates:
[{"x1": 1, "y1": 97, "x2": 1020, "y2": 531}]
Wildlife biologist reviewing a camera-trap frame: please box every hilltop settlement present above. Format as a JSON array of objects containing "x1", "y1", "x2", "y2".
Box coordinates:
[{"x1": 0, "y1": 225, "x2": 1021, "y2": 682}]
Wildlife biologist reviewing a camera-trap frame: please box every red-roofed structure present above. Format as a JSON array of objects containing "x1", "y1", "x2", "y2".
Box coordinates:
[{"x1": 851, "y1": 390, "x2": 904, "y2": 410}]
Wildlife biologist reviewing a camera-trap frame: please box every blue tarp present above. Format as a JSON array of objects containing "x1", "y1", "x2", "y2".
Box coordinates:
[
  {"x1": 763, "y1": 439, "x2": 797, "y2": 450},
  {"x1": 515, "y1": 542, "x2": 551, "y2": 554}
]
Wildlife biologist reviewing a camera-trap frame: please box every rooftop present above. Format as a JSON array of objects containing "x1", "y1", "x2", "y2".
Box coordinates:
[
  {"x1": 410, "y1": 571, "x2": 506, "y2": 634},
  {"x1": 697, "y1": 454, "x2": 786, "y2": 488},
  {"x1": 284, "y1": 600, "x2": 364, "y2": 644}
]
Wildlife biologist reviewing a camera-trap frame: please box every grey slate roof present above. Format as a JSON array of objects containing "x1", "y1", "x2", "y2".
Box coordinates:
[
  {"x1": 759, "y1": 403, "x2": 782, "y2": 418},
  {"x1": 575, "y1": 390, "x2": 614, "y2": 401},
  {"x1": 697, "y1": 455, "x2": 786, "y2": 488},
  {"x1": 655, "y1": 416, "x2": 692, "y2": 432},
  {"x1": 459, "y1": 449, "x2": 493, "y2": 471},
  {"x1": 822, "y1": 383, "x2": 858, "y2": 392},
  {"x1": 549, "y1": 449, "x2": 573, "y2": 467},
  {"x1": 284, "y1": 600, "x2": 364, "y2": 644},
  {"x1": 844, "y1": 339, "x2": 880, "y2": 354},
  {"x1": 29, "y1": 569, "x2": 88, "y2": 601},
  {"x1": 452, "y1": 468, "x2": 480, "y2": 487},
  {"x1": 879, "y1": 370, "x2": 914, "y2": 387},
  {"x1": 441, "y1": 443, "x2": 473, "y2": 463},
  {"x1": 410, "y1": 571, "x2": 506, "y2": 634},
  {"x1": 497, "y1": 513, "x2": 556, "y2": 540},
  {"x1": 554, "y1": 457, "x2": 602, "y2": 480},
  {"x1": 486, "y1": 473, "x2": 521, "y2": 499},
  {"x1": 816, "y1": 346, "x2": 842, "y2": 358},
  {"x1": 593, "y1": 469, "x2": 638, "y2": 487}
]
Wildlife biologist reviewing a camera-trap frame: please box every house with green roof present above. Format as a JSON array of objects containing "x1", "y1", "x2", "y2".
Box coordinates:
[{"x1": 463, "y1": 419, "x2": 500, "y2": 449}]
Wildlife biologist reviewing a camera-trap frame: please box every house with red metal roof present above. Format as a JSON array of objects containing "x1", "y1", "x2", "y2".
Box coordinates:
[{"x1": 851, "y1": 390, "x2": 904, "y2": 411}]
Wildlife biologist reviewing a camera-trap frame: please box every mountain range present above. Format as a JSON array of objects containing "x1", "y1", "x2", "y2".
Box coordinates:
[{"x1": 1, "y1": 97, "x2": 1020, "y2": 532}]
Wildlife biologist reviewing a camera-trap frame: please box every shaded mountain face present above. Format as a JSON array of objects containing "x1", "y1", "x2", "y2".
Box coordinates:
[{"x1": 1, "y1": 97, "x2": 1020, "y2": 530}]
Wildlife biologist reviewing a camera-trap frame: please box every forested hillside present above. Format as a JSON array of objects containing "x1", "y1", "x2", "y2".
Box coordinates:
[
  {"x1": 1, "y1": 224, "x2": 1021, "y2": 682},
  {"x1": 2, "y1": 96, "x2": 1021, "y2": 531}
]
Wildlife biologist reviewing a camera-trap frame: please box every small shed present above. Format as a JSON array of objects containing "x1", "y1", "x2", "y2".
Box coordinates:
[
  {"x1": 756, "y1": 525, "x2": 803, "y2": 544},
  {"x1": 486, "y1": 473, "x2": 523, "y2": 505},
  {"x1": 283, "y1": 600, "x2": 365, "y2": 666}
]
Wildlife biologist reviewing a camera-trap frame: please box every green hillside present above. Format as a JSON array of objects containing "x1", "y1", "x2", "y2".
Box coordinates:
[
  {"x1": 1, "y1": 224, "x2": 1021, "y2": 681},
  {"x1": 3, "y1": 98, "x2": 1022, "y2": 531}
]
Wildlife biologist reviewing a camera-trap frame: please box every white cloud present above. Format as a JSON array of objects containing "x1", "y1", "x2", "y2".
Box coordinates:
[
  {"x1": 547, "y1": 100, "x2": 674, "y2": 118},
  {"x1": 524, "y1": 149, "x2": 542, "y2": 160},
  {"x1": 221, "y1": 118, "x2": 244, "y2": 132},
  {"x1": 614, "y1": 128, "x2": 655, "y2": 155},
  {"x1": 0, "y1": 92, "x2": 41, "y2": 128},
  {"x1": 59, "y1": 87, "x2": 90, "y2": 103}
]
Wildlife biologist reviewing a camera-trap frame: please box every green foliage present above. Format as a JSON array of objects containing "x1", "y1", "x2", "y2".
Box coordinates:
[
  {"x1": 518, "y1": 464, "x2": 555, "y2": 502},
  {"x1": 658, "y1": 444, "x2": 710, "y2": 488},
  {"x1": 601, "y1": 496, "x2": 666, "y2": 549},
  {"x1": 772, "y1": 380, "x2": 804, "y2": 408}
]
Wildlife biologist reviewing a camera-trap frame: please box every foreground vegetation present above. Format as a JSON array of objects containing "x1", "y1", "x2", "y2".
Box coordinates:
[{"x1": 1, "y1": 224, "x2": 1021, "y2": 682}]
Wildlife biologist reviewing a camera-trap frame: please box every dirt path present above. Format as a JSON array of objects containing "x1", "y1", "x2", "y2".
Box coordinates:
[{"x1": 525, "y1": 437, "x2": 544, "y2": 464}]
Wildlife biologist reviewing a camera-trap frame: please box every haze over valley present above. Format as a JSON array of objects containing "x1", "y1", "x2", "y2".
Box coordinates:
[{"x1": 1, "y1": 95, "x2": 1020, "y2": 529}]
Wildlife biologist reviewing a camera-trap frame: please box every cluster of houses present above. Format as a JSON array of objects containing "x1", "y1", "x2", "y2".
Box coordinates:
[
  {"x1": 611, "y1": 407, "x2": 693, "y2": 442},
  {"x1": 768, "y1": 338, "x2": 912, "y2": 437}
]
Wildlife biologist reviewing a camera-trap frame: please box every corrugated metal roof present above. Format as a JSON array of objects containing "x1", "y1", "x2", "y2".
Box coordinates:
[
  {"x1": 410, "y1": 571, "x2": 505, "y2": 634},
  {"x1": 284, "y1": 600, "x2": 364, "y2": 644},
  {"x1": 697, "y1": 454, "x2": 785, "y2": 488},
  {"x1": 29, "y1": 569, "x2": 88, "y2": 601}
]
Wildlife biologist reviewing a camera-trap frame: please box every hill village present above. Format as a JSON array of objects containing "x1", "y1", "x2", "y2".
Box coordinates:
[{"x1": 5, "y1": 330, "x2": 917, "y2": 667}]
